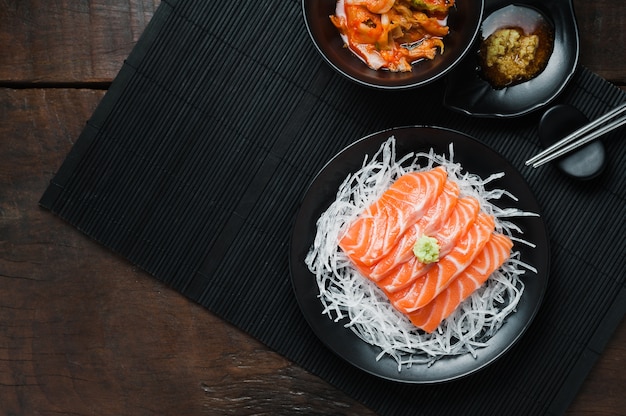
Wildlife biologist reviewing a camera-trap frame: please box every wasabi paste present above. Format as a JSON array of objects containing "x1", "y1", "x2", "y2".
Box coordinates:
[{"x1": 413, "y1": 235, "x2": 440, "y2": 264}]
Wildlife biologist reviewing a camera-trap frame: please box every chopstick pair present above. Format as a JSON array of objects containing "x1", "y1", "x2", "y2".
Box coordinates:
[{"x1": 526, "y1": 102, "x2": 626, "y2": 168}]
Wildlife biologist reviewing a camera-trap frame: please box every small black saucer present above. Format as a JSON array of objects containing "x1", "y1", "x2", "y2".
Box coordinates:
[
  {"x1": 538, "y1": 104, "x2": 606, "y2": 180},
  {"x1": 443, "y1": 0, "x2": 579, "y2": 118}
]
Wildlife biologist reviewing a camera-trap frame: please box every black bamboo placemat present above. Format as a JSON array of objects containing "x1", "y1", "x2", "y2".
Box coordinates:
[{"x1": 40, "y1": 0, "x2": 626, "y2": 414}]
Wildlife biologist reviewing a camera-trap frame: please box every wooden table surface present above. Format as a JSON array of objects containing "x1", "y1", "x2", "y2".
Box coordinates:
[{"x1": 1, "y1": 1, "x2": 624, "y2": 414}]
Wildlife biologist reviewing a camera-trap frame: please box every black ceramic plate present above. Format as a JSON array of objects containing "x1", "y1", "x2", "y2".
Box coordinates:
[
  {"x1": 443, "y1": 0, "x2": 579, "y2": 117},
  {"x1": 289, "y1": 126, "x2": 549, "y2": 383},
  {"x1": 302, "y1": 0, "x2": 484, "y2": 90}
]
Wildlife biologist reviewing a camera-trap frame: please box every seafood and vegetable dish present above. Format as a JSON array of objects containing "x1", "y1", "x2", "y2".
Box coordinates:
[
  {"x1": 330, "y1": 0, "x2": 456, "y2": 72},
  {"x1": 305, "y1": 137, "x2": 535, "y2": 367},
  {"x1": 339, "y1": 165, "x2": 515, "y2": 333}
]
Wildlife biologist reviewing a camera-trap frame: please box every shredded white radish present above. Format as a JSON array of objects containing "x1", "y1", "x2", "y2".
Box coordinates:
[{"x1": 305, "y1": 136, "x2": 537, "y2": 369}]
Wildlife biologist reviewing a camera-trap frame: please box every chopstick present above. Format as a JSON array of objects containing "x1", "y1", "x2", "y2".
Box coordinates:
[{"x1": 526, "y1": 102, "x2": 626, "y2": 168}]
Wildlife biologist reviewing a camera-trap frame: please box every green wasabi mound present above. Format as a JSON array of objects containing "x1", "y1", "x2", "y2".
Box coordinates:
[{"x1": 413, "y1": 235, "x2": 440, "y2": 264}]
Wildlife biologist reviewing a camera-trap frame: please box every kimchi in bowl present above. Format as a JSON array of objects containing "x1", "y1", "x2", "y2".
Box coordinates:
[{"x1": 302, "y1": 0, "x2": 484, "y2": 90}]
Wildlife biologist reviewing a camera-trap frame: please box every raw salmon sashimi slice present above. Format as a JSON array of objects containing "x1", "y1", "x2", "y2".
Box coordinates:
[
  {"x1": 377, "y1": 196, "x2": 481, "y2": 293},
  {"x1": 407, "y1": 233, "x2": 513, "y2": 333},
  {"x1": 338, "y1": 166, "x2": 447, "y2": 267},
  {"x1": 354, "y1": 180, "x2": 459, "y2": 282},
  {"x1": 389, "y1": 212, "x2": 496, "y2": 313}
]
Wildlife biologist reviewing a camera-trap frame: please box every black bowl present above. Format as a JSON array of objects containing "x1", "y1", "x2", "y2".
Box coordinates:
[
  {"x1": 443, "y1": 0, "x2": 580, "y2": 118},
  {"x1": 302, "y1": 0, "x2": 485, "y2": 90}
]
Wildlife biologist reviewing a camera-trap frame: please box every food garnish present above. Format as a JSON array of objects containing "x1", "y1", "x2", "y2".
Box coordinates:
[{"x1": 412, "y1": 235, "x2": 440, "y2": 263}]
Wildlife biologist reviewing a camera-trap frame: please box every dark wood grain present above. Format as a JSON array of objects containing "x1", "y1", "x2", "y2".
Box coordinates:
[
  {"x1": 0, "y1": 0, "x2": 160, "y2": 84},
  {"x1": 0, "y1": 0, "x2": 624, "y2": 415},
  {"x1": 574, "y1": 2, "x2": 626, "y2": 84}
]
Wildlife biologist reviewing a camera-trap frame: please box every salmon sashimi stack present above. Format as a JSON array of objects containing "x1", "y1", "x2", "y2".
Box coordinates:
[
  {"x1": 407, "y1": 233, "x2": 513, "y2": 333},
  {"x1": 338, "y1": 166, "x2": 447, "y2": 267},
  {"x1": 338, "y1": 166, "x2": 513, "y2": 333},
  {"x1": 354, "y1": 180, "x2": 459, "y2": 282},
  {"x1": 377, "y1": 196, "x2": 481, "y2": 293},
  {"x1": 389, "y1": 213, "x2": 496, "y2": 313}
]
